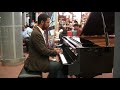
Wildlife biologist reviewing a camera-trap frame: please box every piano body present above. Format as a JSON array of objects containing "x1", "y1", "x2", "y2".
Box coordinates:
[{"x1": 58, "y1": 12, "x2": 114, "y2": 78}]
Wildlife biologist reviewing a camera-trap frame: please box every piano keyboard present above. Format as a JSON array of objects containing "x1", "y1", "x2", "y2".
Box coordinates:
[
  {"x1": 59, "y1": 53, "x2": 68, "y2": 64},
  {"x1": 66, "y1": 37, "x2": 82, "y2": 48},
  {"x1": 63, "y1": 38, "x2": 76, "y2": 49}
]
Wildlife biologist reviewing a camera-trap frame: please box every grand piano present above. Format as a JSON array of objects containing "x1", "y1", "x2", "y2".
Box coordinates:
[{"x1": 58, "y1": 12, "x2": 114, "y2": 78}]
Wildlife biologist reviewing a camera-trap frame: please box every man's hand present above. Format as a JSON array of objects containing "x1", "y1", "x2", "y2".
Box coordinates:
[
  {"x1": 53, "y1": 48, "x2": 60, "y2": 51},
  {"x1": 54, "y1": 48, "x2": 63, "y2": 54},
  {"x1": 49, "y1": 55, "x2": 60, "y2": 62}
]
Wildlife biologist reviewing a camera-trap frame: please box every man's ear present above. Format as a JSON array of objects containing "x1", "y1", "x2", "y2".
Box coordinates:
[{"x1": 41, "y1": 20, "x2": 44, "y2": 25}]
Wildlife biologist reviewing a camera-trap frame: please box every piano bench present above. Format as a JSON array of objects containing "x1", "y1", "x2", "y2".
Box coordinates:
[{"x1": 18, "y1": 67, "x2": 42, "y2": 78}]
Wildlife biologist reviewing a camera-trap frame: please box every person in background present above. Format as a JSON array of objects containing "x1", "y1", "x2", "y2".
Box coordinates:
[
  {"x1": 74, "y1": 20, "x2": 78, "y2": 24},
  {"x1": 22, "y1": 25, "x2": 33, "y2": 53},
  {"x1": 24, "y1": 14, "x2": 65, "y2": 78},
  {"x1": 33, "y1": 21, "x2": 38, "y2": 30},
  {"x1": 73, "y1": 24, "x2": 82, "y2": 37},
  {"x1": 30, "y1": 20, "x2": 35, "y2": 27}
]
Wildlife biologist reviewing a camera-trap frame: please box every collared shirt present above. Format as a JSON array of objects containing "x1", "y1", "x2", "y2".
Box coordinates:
[
  {"x1": 37, "y1": 26, "x2": 46, "y2": 43},
  {"x1": 22, "y1": 27, "x2": 33, "y2": 38}
]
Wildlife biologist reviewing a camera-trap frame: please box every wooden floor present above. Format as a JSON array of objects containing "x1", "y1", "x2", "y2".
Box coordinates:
[{"x1": 0, "y1": 53, "x2": 113, "y2": 78}]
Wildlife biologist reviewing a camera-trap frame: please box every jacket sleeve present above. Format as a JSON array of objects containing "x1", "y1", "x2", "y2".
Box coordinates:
[{"x1": 31, "y1": 32, "x2": 57, "y2": 56}]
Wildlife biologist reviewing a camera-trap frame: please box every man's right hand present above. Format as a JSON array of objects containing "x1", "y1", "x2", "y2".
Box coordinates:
[{"x1": 54, "y1": 48, "x2": 63, "y2": 54}]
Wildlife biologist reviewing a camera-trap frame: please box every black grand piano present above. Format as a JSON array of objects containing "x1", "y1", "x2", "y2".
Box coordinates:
[{"x1": 58, "y1": 12, "x2": 114, "y2": 78}]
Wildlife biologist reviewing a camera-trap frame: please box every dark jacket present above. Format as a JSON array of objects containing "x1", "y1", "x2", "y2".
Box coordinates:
[{"x1": 24, "y1": 26, "x2": 57, "y2": 72}]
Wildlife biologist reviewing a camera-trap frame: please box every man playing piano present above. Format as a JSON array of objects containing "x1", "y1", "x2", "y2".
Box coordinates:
[{"x1": 24, "y1": 13, "x2": 65, "y2": 78}]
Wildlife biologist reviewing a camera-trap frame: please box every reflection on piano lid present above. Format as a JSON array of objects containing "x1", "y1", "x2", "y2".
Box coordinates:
[{"x1": 81, "y1": 12, "x2": 114, "y2": 36}]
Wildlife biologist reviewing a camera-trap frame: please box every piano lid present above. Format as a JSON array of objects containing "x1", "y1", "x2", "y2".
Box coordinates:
[{"x1": 81, "y1": 12, "x2": 114, "y2": 35}]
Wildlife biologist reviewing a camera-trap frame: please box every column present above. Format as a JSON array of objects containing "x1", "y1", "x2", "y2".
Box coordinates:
[
  {"x1": 0, "y1": 16, "x2": 1, "y2": 60},
  {"x1": 22, "y1": 12, "x2": 26, "y2": 25},
  {"x1": 54, "y1": 12, "x2": 60, "y2": 39},
  {"x1": 55, "y1": 12, "x2": 59, "y2": 32},
  {"x1": 35, "y1": 12, "x2": 39, "y2": 21},
  {"x1": 113, "y1": 12, "x2": 120, "y2": 78},
  {"x1": 75, "y1": 12, "x2": 81, "y2": 24},
  {"x1": 26, "y1": 12, "x2": 30, "y2": 26},
  {"x1": 0, "y1": 12, "x2": 25, "y2": 66}
]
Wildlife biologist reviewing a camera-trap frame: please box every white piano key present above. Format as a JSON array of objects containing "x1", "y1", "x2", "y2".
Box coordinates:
[{"x1": 59, "y1": 53, "x2": 68, "y2": 64}]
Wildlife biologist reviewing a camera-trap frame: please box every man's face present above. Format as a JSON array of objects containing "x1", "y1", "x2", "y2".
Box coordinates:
[
  {"x1": 42, "y1": 18, "x2": 50, "y2": 30},
  {"x1": 74, "y1": 26, "x2": 78, "y2": 30}
]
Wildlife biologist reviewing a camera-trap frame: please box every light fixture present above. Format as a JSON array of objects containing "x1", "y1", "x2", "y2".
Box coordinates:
[{"x1": 59, "y1": 12, "x2": 62, "y2": 15}]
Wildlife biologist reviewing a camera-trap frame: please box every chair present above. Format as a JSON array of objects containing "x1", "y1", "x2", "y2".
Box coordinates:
[{"x1": 18, "y1": 67, "x2": 42, "y2": 78}]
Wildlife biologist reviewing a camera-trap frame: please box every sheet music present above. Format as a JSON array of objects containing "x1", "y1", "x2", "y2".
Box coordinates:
[{"x1": 72, "y1": 36, "x2": 80, "y2": 43}]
